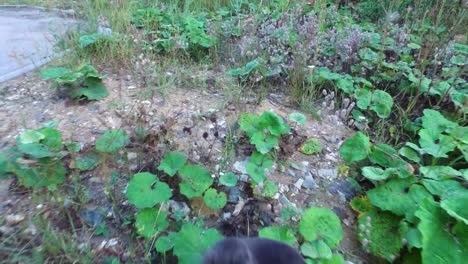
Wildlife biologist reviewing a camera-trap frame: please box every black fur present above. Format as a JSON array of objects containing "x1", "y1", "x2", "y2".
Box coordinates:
[{"x1": 202, "y1": 237, "x2": 305, "y2": 264}]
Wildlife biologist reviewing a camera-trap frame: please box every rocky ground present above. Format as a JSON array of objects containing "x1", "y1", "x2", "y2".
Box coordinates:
[{"x1": 0, "y1": 63, "x2": 367, "y2": 262}]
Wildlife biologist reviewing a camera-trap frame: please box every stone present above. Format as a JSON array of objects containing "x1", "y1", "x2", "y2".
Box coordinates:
[
  {"x1": 228, "y1": 186, "x2": 241, "y2": 203},
  {"x1": 303, "y1": 172, "x2": 318, "y2": 189},
  {"x1": 294, "y1": 178, "x2": 304, "y2": 189},
  {"x1": 80, "y1": 208, "x2": 104, "y2": 227},
  {"x1": 0, "y1": 226, "x2": 14, "y2": 235},
  {"x1": 317, "y1": 168, "x2": 338, "y2": 180},
  {"x1": 24, "y1": 224, "x2": 37, "y2": 236},
  {"x1": 287, "y1": 169, "x2": 296, "y2": 178},
  {"x1": 233, "y1": 158, "x2": 249, "y2": 175},
  {"x1": 5, "y1": 214, "x2": 25, "y2": 225},
  {"x1": 127, "y1": 152, "x2": 138, "y2": 160},
  {"x1": 327, "y1": 180, "x2": 357, "y2": 201},
  {"x1": 223, "y1": 212, "x2": 232, "y2": 220},
  {"x1": 168, "y1": 200, "x2": 190, "y2": 219}
]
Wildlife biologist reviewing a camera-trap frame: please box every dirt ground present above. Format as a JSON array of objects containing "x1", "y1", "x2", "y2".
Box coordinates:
[{"x1": 0, "y1": 68, "x2": 368, "y2": 263}]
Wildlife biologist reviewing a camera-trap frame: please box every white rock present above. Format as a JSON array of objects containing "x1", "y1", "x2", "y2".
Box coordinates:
[
  {"x1": 6, "y1": 214, "x2": 25, "y2": 225},
  {"x1": 294, "y1": 178, "x2": 304, "y2": 189}
]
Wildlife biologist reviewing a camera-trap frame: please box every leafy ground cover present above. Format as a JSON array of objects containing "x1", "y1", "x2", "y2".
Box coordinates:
[{"x1": 0, "y1": 0, "x2": 467, "y2": 263}]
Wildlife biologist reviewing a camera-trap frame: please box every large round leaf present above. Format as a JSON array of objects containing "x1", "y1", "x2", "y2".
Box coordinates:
[
  {"x1": 18, "y1": 143, "x2": 52, "y2": 158},
  {"x1": 155, "y1": 234, "x2": 175, "y2": 253},
  {"x1": 299, "y1": 207, "x2": 343, "y2": 248},
  {"x1": 17, "y1": 130, "x2": 45, "y2": 144},
  {"x1": 441, "y1": 190, "x2": 468, "y2": 224},
  {"x1": 70, "y1": 77, "x2": 109, "y2": 100},
  {"x1": 96, "y1": 130, "x2": 129, "y2": 153},
  {"x1": 126, "y1": 172, "x2": 172, "y2": 209},
  {"x1": 415, "y1": 199, "x2": 468, "y2": 264},
  {"x1": 370, "y1": 90, "x2": 393, "y2": 118},
  {"x1": 172, "y1": 224, "x2": 223, "y2": 264},
  {"x1": 179, "y1": 164, "x2": 213, "y2": 199},
  {"x1": 301, "y1": 240, "x2": 332, "y2": 260},
  {"x1": 289, "y1": 112, "x2": 306, "y2": 125},
  {"x1": 367, "y1": 178, "x2": 432, "y2": 223},
  {"x1": 157, "y1": 151, "x2": 187, "y2": 176},
  {"x1": 219, "y1": 172, "x2": 237, "y2": 187},
  {"x1": 339, "y1": 132, "x2": 371, "y2": 163},
  {"x1": 258, "y1": 111, "x2": 290, "y2": 136},
  {"x1": 39, "y1": 128, "x2": 63, "y2": 150},
  {"x1": 203, "y1": 188, "x2": 227, "y2": 210},
  {"x1": 250, "y1": 132, "x2": 279, "y2": 154},
  {"x1": 135, "y1": 208, "x2": 169, "y2": 238},
  {"x1": 258, "y1": 226, "x2": 297, "y2": 246}
]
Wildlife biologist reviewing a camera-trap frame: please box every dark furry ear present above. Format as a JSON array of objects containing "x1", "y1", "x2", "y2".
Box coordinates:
[{"x1": 202, "y1": 238, "x2": 256, "y2": 264}]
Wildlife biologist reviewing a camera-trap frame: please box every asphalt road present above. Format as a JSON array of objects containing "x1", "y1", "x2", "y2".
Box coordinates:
[{"x1": 0, "y1": 5, "x2": 78, "y2": 82}]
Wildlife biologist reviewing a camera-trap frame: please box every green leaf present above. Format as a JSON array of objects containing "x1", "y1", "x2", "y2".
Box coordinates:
[
  {"x1": 96, "y1": 130, "x2": 129, "y2": 153},
  {"x1": 421, "y1": 109, "x2": 457, "y2": 135},
  {"x1": 289, "y1": 112, "x2": 306, "y2": 125},
  {"x1": 0, "y1": 148, "x2": 19, "y2": 177},
  {"x1": 70, "y1": 77, "x2": 109, "y2": 100},
  {"x1": 258, "y1": 226, "x2": 297, "y2": 246},
  {"x1": 33, "y1": 158, "x2": 66, "y2": 189},
  {"x1": 361, "y1": 166, "x2": 388, "y2": 181},
  {"x1": 251, "y1": 131, "x2": 279, "y2": 154},
  {"x1": 399, "y1": 147, "x2": 421, "y2": 163},
  {"x1": 126, "y1": 172, "x2": 172, "y2": 209},
  {"x1": 418, "y1": 129, "x2": 456, "y2": 158},
  {"x1": 227, "y1": 59, "x2": 264, "y2": 77},
  {"x1": 155, "y1": 234, "x2": 175, "y2": 253},
  {"x1": 18, "y1": 143, "x2": 52, "y2": 158},
  {"x1": 300, "y1": 138, "x2": 322, "y2": 155},
  {"x1": 179, "y1": 164, "x2": 213, "y2": 199},
  {"x1": 367, "y1": 178, "x2": 432, "y2": 223},
  {"x1": 135, "y1": 208, "x2": 169, "y2": 238},
  {"x1": 172, "y1": 224, "x2": 223, "y2": 264},
  {"x1": 238, "y1": 113, "x2": 260, "y2": 137},
  {"x1": 299, "y1": 207, "x2": 343, "y2": 248},
  {"x1": 406, "y1": 227, "x2": 423, "y2": 250},
  {"x1": 370, "y1": 90, "x2": 393, "y2": 118},
  {"x1": 316, "y1": 67, "x2": 341, "y2": 81},
  {"x1": 336, "y1": 78, "x2": 355, "y2": 94},
  {"x1": 450, "y1": 55, "x2": 466, "y2": 66},
  {"x1": 321, "y1": 254, "x2": 345, "y2": 264},
  {"x1": 422, "y1": 179, "x2": 465, "y2": 197},
  {"x1": 246, "y1": 152, "x2": 273, "y2": 184},
  {"x1": 369, "y1": 144, "x2": 406, "y2": 168},
  {"x1": 258, "y1": 111, "x2": 290, "y2": 136},
  {"x1": 301, "y1": 240, "x2": 332, "y2": 260},
  {"x1": 219, "y1": 172, "x2": 237, "y2": 187},
  {"x1": 408, "y1": 43, "x2": 421, "y2": 49},
  {"x1": 440, "y1": 189, "x2": 468, "y2": 224},
  {"x1": 203, "y1": 188, "x2": 227, "y2": 210},
  {"x1": 17, "y1": 130, "x2": 45, "y2": 144},
  {"x1": 415, "y1": 199, "x2": 467, "y2": 264},
  {"x1": 11, "y1": 159, "x2": 66, "y2": 189},
  {"x1": 158, "y1": 151, "x2": 187, "y2": 176},
  {"x1": 355, "y1": 88, "x2": 372, "y2": 110},
  {"x1": 340, "y1": 132, "x2": 371, "y2": 163},
  {"x1": 79, "y1": 33, "x2": 111, "y2": 48},
  {"x1": 38, "y1": 128, "x2": 62, "y2": 150},
  {"x1": 454, "y1": 43, "x2": 468, "y2": 54},
  {"x1": 71, "y1": 153, "x2": 99, "y2": 171},
  {"x1": 41, "y1": 67, "x2": 81, "y2": 83},
  {"x1": 420, "y1": 166, "x2": 462, "y2": 180},
  {"x1": 65, "y1": 142, "x2": 81, "y2": 153}
]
